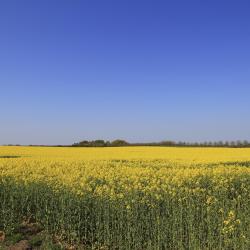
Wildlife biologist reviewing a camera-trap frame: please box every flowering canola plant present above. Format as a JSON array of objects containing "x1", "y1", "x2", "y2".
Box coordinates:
[{"x1": 0, "y1": 146, "x2": 250, "y2": 249}]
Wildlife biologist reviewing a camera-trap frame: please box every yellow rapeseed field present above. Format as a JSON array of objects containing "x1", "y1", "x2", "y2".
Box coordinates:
[{"x1": 0, "y1": 146, "x2": 250, "y2": 249}]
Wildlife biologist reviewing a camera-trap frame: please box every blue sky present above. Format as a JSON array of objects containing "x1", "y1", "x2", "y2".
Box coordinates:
[{"x1": 0, "y1": 0, "x2": 249, "y2": 145}]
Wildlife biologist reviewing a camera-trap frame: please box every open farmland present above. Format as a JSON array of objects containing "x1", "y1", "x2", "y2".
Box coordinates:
[{"x1": 0, "y1": 146, "x2": 250, "y2": 249}]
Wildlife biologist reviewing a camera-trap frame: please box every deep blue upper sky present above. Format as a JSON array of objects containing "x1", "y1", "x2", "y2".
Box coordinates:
[{"x1": 0, "y1": 0, "x2": 249, "y2": 145}]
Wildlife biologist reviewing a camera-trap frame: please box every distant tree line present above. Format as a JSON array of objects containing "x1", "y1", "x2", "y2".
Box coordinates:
[
  {"x1": 72, "y1": 139, "x2": 129, "y2": 147},
  {"x1": 72, "y1": 139, "x2": 250, "y2": 148}
]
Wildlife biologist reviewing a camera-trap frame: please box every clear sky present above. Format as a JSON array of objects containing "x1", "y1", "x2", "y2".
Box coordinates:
[{"x1": 0, "y1": 0, "x2": 249, "y2": 145}]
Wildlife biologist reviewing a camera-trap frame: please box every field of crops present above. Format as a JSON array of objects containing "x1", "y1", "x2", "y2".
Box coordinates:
[{"x1": 0, "y1": 146, "x2": 250, "y2": 249}]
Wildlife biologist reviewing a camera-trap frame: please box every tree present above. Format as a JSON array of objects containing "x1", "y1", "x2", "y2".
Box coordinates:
[{"x1": 111, "y1": 139, "x2": 129, "y2": 147}]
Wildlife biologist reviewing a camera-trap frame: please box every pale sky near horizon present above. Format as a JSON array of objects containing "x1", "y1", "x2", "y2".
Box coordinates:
[{"x1": 0, "y1": 0, "x2": 250, "y2": 145}]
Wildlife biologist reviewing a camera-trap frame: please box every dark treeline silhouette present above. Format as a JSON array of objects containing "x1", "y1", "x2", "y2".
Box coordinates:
[
  {"x1": 72, "y1": 139, "x2": 129, "y2": 147},
  {"x1": 4, "y1": 140, "x2": 250, "y2": 148},
  {"x1": 72, "y1": 139, "x2": 250, "y2": 148}
]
